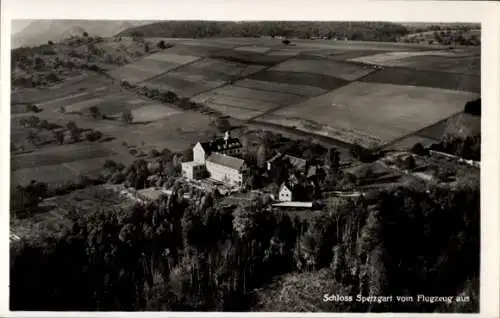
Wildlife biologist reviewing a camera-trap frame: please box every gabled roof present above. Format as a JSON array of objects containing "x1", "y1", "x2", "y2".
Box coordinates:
[
  {"x1": 207, "y1": 153, "x2": 245, "y2": 171},
  {"x1": 199, "y1": 137, "x2": 242, "y2": 153},
  {"x1": 285, "y1": 155, "x2": 307, "y2": 170},
  {"x1": 268, "y1": 152, "x2": 308, "y2": 170}
]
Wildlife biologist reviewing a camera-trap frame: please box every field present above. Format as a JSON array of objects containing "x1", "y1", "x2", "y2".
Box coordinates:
[
  {"x1": 11, "y1": 73, "x2": 114, "y2": 104},
  {"x1": 144, "y1": 58, "x2": 267, "y2": 98},
  {"x1": 249, "y1": 70, "x2": 349, "y2": 91},
  {"x1": 130, "y1": 104, "x2": 180, "y2": 123},
  {"x1": 269, "y1": 59, "x2": 376, "y2": 81},
  {"x1": 258, "y1": 81, "x2": 479, "y2": 148},
  {"x1": 359, "y1": 68, "x2": 480, "y2": 93},
  {"x1": 350, "y1": 49, "x2": 480, "y2": 75},
  {"x1": 108, "y1": 52, "x2": 200, "y2": 84}
]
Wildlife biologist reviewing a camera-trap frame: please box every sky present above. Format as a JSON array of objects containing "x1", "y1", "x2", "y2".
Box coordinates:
[{"x1": 11, "y1": 20, "x2": 32, "y2": 35}]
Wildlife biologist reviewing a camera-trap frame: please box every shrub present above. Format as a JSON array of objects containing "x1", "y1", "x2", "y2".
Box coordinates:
[
  {"x1": 149, "y1": 149, "x2": 160, "y2": 158},
  {"x1": 464, "y1": 98, "x2": 481, "y2": 116},
  {"x1": 411, "y1": 143, "x2": 428, "y2": 156},
  {"x1": 85, "y1": 130, "x2": 103, "y2": 142},
  {"x1": 282, "y1": 39, "x2": 291, "y2": 45}
]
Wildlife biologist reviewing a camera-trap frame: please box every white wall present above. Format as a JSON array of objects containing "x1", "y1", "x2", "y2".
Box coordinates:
[
  {"x1": 193, "y1": 143, "x2": 206, "y2": 164},
  {"x1": 206, "y1": 161, "x2": 242, "y2": 187},
  {"x1": 279, "y1": 186, "x2": 293, "y2": 202}
]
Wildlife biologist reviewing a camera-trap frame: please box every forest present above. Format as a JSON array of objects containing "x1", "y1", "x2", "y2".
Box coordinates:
[
  {"x1": 118, "y1": 21, "x2": 410, "y2": 42},
  {"x1": 10, "y1": 175, "x2": 479, "y2": 312}
]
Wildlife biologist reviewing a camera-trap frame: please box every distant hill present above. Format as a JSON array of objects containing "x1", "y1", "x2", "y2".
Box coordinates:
[
  {"x1": 11, "y1": 20, "x2": 153, "y2": 49},
  {"x1": 118, "y1": 21, "x2": 410, "y2": 42}
]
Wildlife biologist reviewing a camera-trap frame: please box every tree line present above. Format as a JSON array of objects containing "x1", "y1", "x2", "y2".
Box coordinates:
[{"x1": 119, "y1": 21, "x2": 410, "y2": 42}]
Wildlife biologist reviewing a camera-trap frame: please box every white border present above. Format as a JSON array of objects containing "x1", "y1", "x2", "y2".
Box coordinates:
[{"x1": 1, "y1": 1, "x2": 499, "y2": 317}]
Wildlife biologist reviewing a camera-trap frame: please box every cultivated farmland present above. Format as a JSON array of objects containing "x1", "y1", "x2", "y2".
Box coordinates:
[
  {"x1": 130, "y1": 104, "x2": 180, "y2": 123},
  {"x1": 350, "y1": 49, "x2": 480, "y2": 75},
  {"x1": 359, "y1": 68, "x2": 480, "y2": 93},
  {"x1": 144, "y1": 58, "x2": 267, "y2": 97},
  {"x1": 269, "y1": 58, "x2": 376, "y2": 81},
  {"x1": 258, "y1": 81, "x2": 479, "y2": 148},
  {"x1": 108, "y1": 52, "x2": 200, "y2": 84}
]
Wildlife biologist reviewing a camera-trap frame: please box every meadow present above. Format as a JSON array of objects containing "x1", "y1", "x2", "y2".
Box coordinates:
[{"x1": 258, "y1": 81, "x2": 479, "y2": 148}]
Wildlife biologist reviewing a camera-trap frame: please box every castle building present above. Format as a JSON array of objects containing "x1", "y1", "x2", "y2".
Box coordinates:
[{"x1": 182, "y1": 131, "x2": 247, "y2": 188}]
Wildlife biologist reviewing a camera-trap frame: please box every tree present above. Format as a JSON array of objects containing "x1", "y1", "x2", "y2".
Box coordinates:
[
  {"x1": 48, "y1": 40, "x2": 54, "y2": 45},
  {"x1": 157, "y1": 40, "x2": 167, "y2": 49},
  {"x1": 66, "y1": 121, "x2": 78, "y2": 131},
  {"x1": 85, "y1": 130, "x2": 102, "y2": 142},
  {"x1": 325, "y1": 147, "x2": 340, "y2": 171},
  {"x1": 83, "y1": 31, "x2": 89, "y2": 37},
  {"x1": 27, "y1": 131, "x2": 39, "y2": 146},
  {"x1": 214, "y1": 117, "x2": 230, "y2": 132},
  {"x1": 122, "y1": 110, "x2": 134, "y2": 124},
  {"x1": 53, "y1": 130, "x2": 65, "y2": 145},
  {"x1": 89, "y1": 106, "x2": 102, "y2": 119},
  {"x1": 144, "y1": 43, "x2": 150, "y2": 53},
  {"x1": 256, "y1": 144, "x2": 267, "y2": 170},
  {"x1": 411, "y1": 142, "x2": 427, "y2": 156},
  {"x1": 401, "y1": 155, "x2": 416, "y2": 170}
]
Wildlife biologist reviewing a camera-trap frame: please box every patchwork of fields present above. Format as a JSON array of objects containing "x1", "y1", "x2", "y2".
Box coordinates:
[
  {"x1": 108, "y1": 52, "x2": 201, "y2": 84},
  {"x1": 257, "y1": 82, "x2": 479, "y2": 148},
  {"x1": 11, "y1": 38, "x2": 481, "y2": 187}
]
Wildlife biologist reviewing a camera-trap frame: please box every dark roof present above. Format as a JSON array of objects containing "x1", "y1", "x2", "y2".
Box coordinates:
[
  {"x1": 207, "y1": 153, "x2": 245, "y2": 170},
  {"x1": 268, "y1": 153, "x2": 308, "y2": 171},
  {"x1": 199, "y1": 137, "x2": 242, "y2": 153},
  {"x1": 285, "y1": 155, "x2": 307, "y2": 170}
]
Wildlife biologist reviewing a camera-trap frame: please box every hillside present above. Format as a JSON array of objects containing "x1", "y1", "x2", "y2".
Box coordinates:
[
  {"x1": 118, "y1": 21, "x2": 410, "y2": 42},
  {"x1": 11, "y1": 35, "x2": 158, "y2": 91},
  {"x1": 11, "y1": 20, "x2": 153, "y2": 49}
]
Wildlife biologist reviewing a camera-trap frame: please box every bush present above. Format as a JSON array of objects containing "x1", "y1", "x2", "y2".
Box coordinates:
[
  {"x1": 464, "y1": 98, "x2": 481, "y2": 116},
  {"x1": 282, "y1": 39, "x2": 291, "y2": 45},
  {"x1": 85, "y1": 130, "x2": 103, "y2": 142},
  {"x1": 411, "y1": 143, "x2": 428, "y2": 156},
  {"x1": 149, "y1": 149, "x2": 160, "y2": 158}
]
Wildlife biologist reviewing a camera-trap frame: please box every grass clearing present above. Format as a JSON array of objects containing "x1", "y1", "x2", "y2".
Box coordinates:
[
  {"x1": 131, "y1": 104, "x2": 180, "y2": 123},
  {"x1": 359, "y1": 68, "x2": 480, "y2": 93},
  {"x1": 270, "y1": 58, "x2": 376, "y2": 81},
  {"x1": 258, "y1": 82, "x2": 479, "y2": 148}
]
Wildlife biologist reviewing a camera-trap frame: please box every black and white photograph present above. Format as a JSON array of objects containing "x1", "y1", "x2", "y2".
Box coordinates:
[{"x1": 4, "y1": 1, "x2": 498, "y2": 315}]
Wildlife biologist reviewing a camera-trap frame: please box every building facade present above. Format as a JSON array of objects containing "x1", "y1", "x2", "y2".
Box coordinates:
[{"x1": 181, "y1": 131, "x2": 247, "y2": 188}]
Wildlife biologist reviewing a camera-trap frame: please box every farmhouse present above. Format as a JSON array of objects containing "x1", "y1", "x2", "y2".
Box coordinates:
[
  {"x1": 278, "y1": 176, "x2": 315, "y2": 202},
  {"x1": 267, "y1": 152, "x2": 309, "y2": 173},
  {"x1": 182, "y1": 131, "x2": 247, "y2": 188}
]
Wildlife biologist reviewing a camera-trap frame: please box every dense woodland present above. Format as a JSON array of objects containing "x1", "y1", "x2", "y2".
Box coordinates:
[
  {"x1": 10, "y1": 176, "x2": 479, "y2": 312},
  {"x1": 119, "y1": 21, "x2": 410, "y2": 42}
]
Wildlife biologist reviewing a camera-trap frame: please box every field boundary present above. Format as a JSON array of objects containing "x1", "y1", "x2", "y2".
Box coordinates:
[{"x1": 246, "y1": 67, "x2": 383, "y2": 122}]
